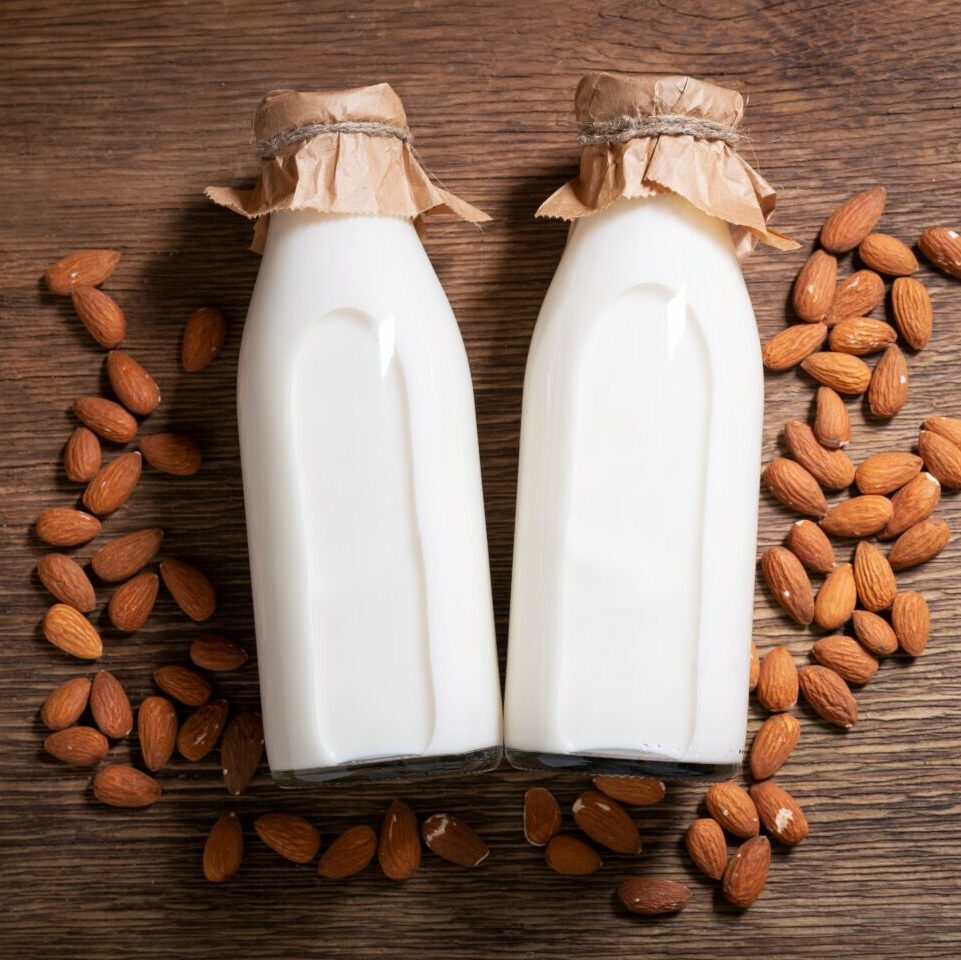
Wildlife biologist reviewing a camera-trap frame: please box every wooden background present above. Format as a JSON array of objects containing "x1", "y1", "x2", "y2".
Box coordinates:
[{"x1": 2, "y1": 1, "x2": 961, "y2": 957}]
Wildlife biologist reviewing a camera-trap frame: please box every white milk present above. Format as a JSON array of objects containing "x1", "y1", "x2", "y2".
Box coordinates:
[
  {"x1": 505, "y1": 193, "x2": 761, "y2": 776},
  {"x1": 238, "y1": 209, "x2": 503, "y2": 783}
]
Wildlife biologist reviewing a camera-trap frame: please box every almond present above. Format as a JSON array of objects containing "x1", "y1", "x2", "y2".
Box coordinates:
[
  {"x1": 106, "y1": 350, "x2": 161, "y2": 416},
  {"x1": 880, "y1": 472, "x2": 941, "y2": 540},
  {"x1": 749, "y1": 781, "x2": 809, "y2": 846},
  {"x1": 92, "y1": 764, "x2": 161, "y2": 808},
  {"x1": 787, "y1": 519, "x2": 836, "y2": 574},
  {"x1": 749, "y1": 641, "x2": 760, "y2": 692},
  {"x1": 617, "y1": 877, "x2": 691, "y2": 916},
  {"x1": 35, "y1": 507, "x2": 101, "y2": 547},
  {"x1": 572, "y1": 791, "x2": 641, "y2": 854},
  {"x1": 177, "y1": 699, "x2": 229, "y2": 761},
  {"x1": 40, "y1": 676, "x2": 92, "y2": 730},
  {"x1": 762, "y1": 458, "x2": 827, "y2": 517},
  {"x1": 318, "y1": 825, "x2": 378, "y2": 879},
  {"x1": 811, "y1": 634, "x2": 879, "y2": 684},
  {"x1": 888, "y1": 518, "x2": 950, "y2": 570},
  {"x1": 592, "y1": 775, "x2": 666, "y2": 806},
  {"x1": 761, "y1": 322, "x2": 827, "y2": 371},
  {"x1": 852, "y1": 541, "x2": 897, "y2": 612},
  {"x1": 379, "y1": 799, "x2": 421, "y2": 880},
  {"x1": 82, "y1": 451, "x2": 142, "y2": 515},
  {"x1": 784, "y1": 421, "x2": 856, "y2": 490},
  {"x1": 918, "y1": 430, "x2": 961, "y2": 489},
  {"x1": 891, "y1": 591, "x2": 930, "y2": 657},
  {"x1": 798, "y1": 665, "x2": 857, "y2": 728},
  {"x1": 722, "y1": 836, "x2": 771, "y2": 909},
  {"x1": 523, "y1": 787, "x2": 561, "y2": 846},
  {"x1": 422, "y1": 814, "x2": 489, "y2": 867},
  {"x1": 918, "y1": 226, "x2": 961, "y2": 280},
  {"x1": 545, "y1": 835, "x2": 602, "y2": 876},
  {"x1": 73, "y1": 396, "x2": 138, "y2": 444},
  {"x1": 91, "y1": 528, "x2": 163, "y2": 582},
  {"x1": 814, "y1": 562, "x2": 857, "y2": 630},
  {"x1": 255, "y1": 813, "x2": 321, "y2": 863},
  {"x1": 46, "y1": 249, "x2": 121, "y2": 294},
  {"x1": 190, "y1": 634, "x2": 248, "y2": 672},
  {"x1": 108, "y1": 572, "x2": 159, "y2": 632},
  {"x1": 140, "y1": 433, "x2": 202, "y2": 476},
  {"x1": 852, "y1": 609, "x2": 899, "y2": 657},
  {"x1": 204, "y1": 812, "x2": 243, "y2": 882},
  {"x1": 685, "y1": 818, "x2": 728, "y2": 880},
  {"x1": 922, "y1": 416, "x2": 961, "y2": 448},
  {"x1": 828, "y1": 317, "x2": 897, "y2": 355},
  {"x1": 859, "y1": 233, "x2": 918, "y2": 276},
  {"x1": 153, "y1": 664, "x2": 211, "y2": 707},
  {"x1": 71, "y1": 286, "x2": 125, "y2": 348},
  {"x1": 820, "y1": 495, "x2": 893, "y2": 538},
  {"x1": 64, "y1": 426, "x2": 101, "y2": 482},
  {"x1": 182, "y1": 307, "x2": 227, "y2": 372},
  {"x1": 221, "y1": 712, "x2": 264, "y2": 795},
  {"x1": 792, "y1": 250, "x2": 837, "y2": 321},
  {"x1": 801, "y1": 351, "x2": 871, "y2": 395},
  {"x1": 160, "y1": 559, "x2": 217, "y2": 622},
  {"x1": 756, "y1": 647, "x2": 798, "y2": 712},
  {"x1": 42, "y1": 604, "x2": 102, "y2": 659},
  {"x1": 825, "y1": 269, "x2": 885, "y2": 325},
  {"x1": 761, "y1": 546, "x2": 815, "y2": 625},
  {"x1": 749, "y1": 712, "x2": 801, "y2": 781},
  {"x1": 891, "y1": 276, "x2": 933, "y2": 350},
  {"x1": 820, "y1": 188, "x2": 886, "y2": 254},
  {"x1": 37, "y1": 553, "x2": 96, "y2": 611},
  {"x1": 138, "y1": 695, "x2": 178, "y2": 772},
  {"x1": 90, "y1": 670, "x2": 133, "y2": 738},
  {"x1": 868, "y1": 344, "x2": 909, "y2": 418},
  {"x1": 813, "y1": 386, "x2": 851, "y2": 449},
  {"x1": 44, "y1": 726, "x2": 109, "y2": 766},
  {"x1": 855, "y1": 452, "x2": 923, "y2": 495},
  {"x1": 704, "y1": 782, "x2": 759, "y2": 839}
]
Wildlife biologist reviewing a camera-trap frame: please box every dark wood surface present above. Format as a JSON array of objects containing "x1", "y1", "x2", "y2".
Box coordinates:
[{"x1": 3, "y1": 1, "x2": 961, "y2": 957}]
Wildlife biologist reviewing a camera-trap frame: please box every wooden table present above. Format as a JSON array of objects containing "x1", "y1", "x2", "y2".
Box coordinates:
[{"x1": 2, "y1": 1, "x2": 961, "y2": 956}]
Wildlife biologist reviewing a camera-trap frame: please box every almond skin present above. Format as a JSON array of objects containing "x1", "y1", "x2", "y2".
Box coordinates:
[
  {"x1": 891, "y1": 277, "x2": 933, "y2": 350},
  {"x1": 106, "y1": 350, "x2": 161, "y2": 416},
  {"x1": 798, "y1": 665, "x2": 857, "y2": 728},
  {"x1": 73, "y1": 396, "x2": 138, "y2": 444},
  {"x1": 852, "y1": 609, "x2": 900, "y2": 657},
  {"x1": 71, "y1": 286, "x2": 125, "y2": 348},
  {"x1": 182, "y1": 307, "x2": 227, "y2": 372},
  {"x1": 814, "y1": 563, "x2": 857, "y2": 631},
  {"x1": 918, "y1": 430, "x2": 961, "y2": 489},
  {"x1": 868, "y1": 344, "x2": 909, "y2": 418},
  {"x1": 756, "y1": 647, "x2": 798, "y2": 712},
  {"x1": 523, "y1": 787, "x2": 561, "y2": 846},
  {"x1": 153, "y1": 664, "x2": 211, "y2": 707},
  {"x1": 593, "y1": 775, "x2": 666, "y2": 806},
  {"x1": 255, "y1": 813, "x2": 321, "y2": 864},
  {"x1": 801, "y1": 352, "x2": 871, "y2": 395},
  {"x1": 784, "y1": 421, "x2": 856, "y2": 490},
  {"x1": 46, "y1": 249, "x2": 121, "y2": 294},
  {"x1": 544, "y1": 835, "x2": 602, "y2": 876},
  {"x1": 811, "y1": 635, "x2": 879, "y2": 684},
  {"x1": 140, "y1": 433, "x2": 202, "y2": 476},
  {"x1": 190, "y1": 634, "x2": 249, "y2": 672},
  {"x1": 826, "y1": 269, "x2": 885, "y2": 325},
  {"x1": 221, "y1": 712, "x2": 264, "y2": 796},
  {"x1": 704, "y1": 782, "x2": 759, "y2": 839},
  {"x1": 749, "y1": 781, "x2": 809, "y2": 846},
  {"x1": 35, "y1": 507, "x2": 101, "y2": 547},
  {"x1": 92, "y1": 764, "x2": 161, "y2": 808},
  {"x1": 891, "y1": 591, "x2": 930, "y2": 657},
  {"x1": 686, "y1": 818, "x2": 728, "y2": 880},
  {"x1": 160, "y1": 559, "x2": 217, "y2": 622},
  {"x1": 90, "y1": 670, "x2": 133, "y2": 738},
  {"x1": 108, "y1": 572, "x2": 159, "y2": 632},
  {"x1": 853, "y1": 541, "x2": 897, "y2": 612},
  {"x1": 793, "y1": 250, "x2": 837, "y2": 322},
  {"x1": 820, "y1": 495, "x2": 893, "y2": 538},
  {"x1": 922, "y1": 416, "x2": 961, "y2": 448},
  {"x1": 44, "y1": 726, "x2": 110, "y2": 766},
  {"x1": 814, "y1": 386, "x2": 851, "y2": 449},
  {"x1": 828, "y1": 317, "x2": 897, "y2": 356},
  {"x1": 762, "y1": 458, "x2": 827, "y2": 517},
  {"x1": 64, "y1": 427, "x2": 101, "y2": 482},
  {"x1": 750, "y1": 712, "x2": 801, "y2": 781},
  {"x1": 91, "y1": 528, "x2": 164, "y2": 582},
  {"x1": 318, "y1": 825, "x2": 378, "y2": 879},
  {"x1": 572, "y1": 791, "x2": 641, "y2": 854},
  {"x1": 617, "y1": 877, "x2": 691, "y2": 916},
  {"x1": 138, "y1": 696, "x2": 178, "y2": 772},
  {"x1": 888, "y1": 518, "x2": 950, "y2": 570},
  {"x1": 918, "y1": 226, "x2": 961, "y2": 280},
  {"x1": 379, "y1": 799, "x2": 421, "y2": 880},
  {"x1": 37, "y1": 553, "x2": 96, "y2": 612},
  {"x1": 787, "y1": 519, "x2": 836, "y2": 574},
  {"x1": 177, "y1": 699, "x2": 229, "y2": 761},
  {"x1": 82, "y1": 451, "x2": 142, "y2": 516},
  {"x1": 42, "y1": 604, "x2": 103, "y2": 659},
  {"x1": 761, "y1": 546, "x2": 815, "y2": 625},
  {"x1": 204, "y1": 812, "x2": 244, "y2": 882},
  {"x1": 762, "y1": 322, "x2": 827, "y2": 371},
  {"x1": 40, "y1": 676, "x2": 92, "y2": 730},
  {"x1": 859, "y1": 233, "x2": 918, "y2": 276},
  {"x1": 422, "y1": 814, "x2": 489, "y2": 867},
  {"x1": 722, "y1": 836, "x2": 771, "y2": 910},
  {"x1": 880, "y1": 473, "x2": 941, "y2": 539},
  {"x1": 820, "y1": 188, "x2": 886, "y2": 254},
  {"x1": 855, "y1": 452, "x2": 923, "y2": 495}
]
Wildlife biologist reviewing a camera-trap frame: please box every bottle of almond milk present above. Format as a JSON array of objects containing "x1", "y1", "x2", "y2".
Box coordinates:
[
  {"x1": 504, "y1": 74, "x2": 796, "y2": 778},
  {"x1": 208, "y1": 85, "x2": 502, "y2": 784}
]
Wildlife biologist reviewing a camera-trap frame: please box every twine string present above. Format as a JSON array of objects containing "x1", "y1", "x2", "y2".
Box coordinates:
[
  {"x1": 259, "y1": 120, "x2": 411, "y2": 158},
  {"x1": 578, "y1": 113, "x2": 742, "y2": 147}
]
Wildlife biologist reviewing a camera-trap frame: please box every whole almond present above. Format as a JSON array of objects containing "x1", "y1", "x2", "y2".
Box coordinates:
[
  {"x1": 221, "y1": 712, "x2": 264, "y2": 796},
  {"x1": 37, "y1": 553, "x2": 96, "y2": 612},
  {"x1": 46, "y1": 249, "x2": 121, "y2": 294},
  {"x1": 617, "y1": 877, "x2": 691, "y2": 916},
  {"x1": 761, "y1": 546, "x2": 815, "y2": 625},
  {"x1": 888, "y1": 518, "x2": 950, "y2": 570},
  {"x1": 826, "y1": 269, "x2": 885, "y2": 325},
  {"x1": 40, "y1": 675, "x2": 92, "y2": 730},
  {"x1": 853, "y1": 541, "x2": 897, "y2": 612},
  {"x1": 749, "y1": 641, "x2": 760, "y2": 692},
  {"x1": 756, "y1": 647, "x2": 798, "y2": 712},
  {"x1": 572, "y1": 791, "x2": 641, "y2": 854},
  {"x1": 704, "y1": 782, "x2": 759, "y2": 839},
  {"x1": 891, "y1": 276, "x2": 933, "y2": 350},
  {"x1": 44, "y1": 726, "x2": 109, "y2": 766},
  {"x1": 82, "y1": 451, "x2": 142, "y2": 516},
  {"x1": 891, "y1": 591, "x2": 930, "y2": 657},
  {"x1": 160, "y1": 559, "x2": 216, "y2": 621},
  {"x1": 64, "y1": 427, "x2": 101, "y2": 482},
  {"x1": 922, "y1": 416, "x2": 961, "y2": 448},
  {"x1": 798, "y1": 665, "x2": 857, "y2": 728},
  {"x1": 814, "y1": 386, "x2": 851, "y2": 449},
  {"x1": 820, "y1": 188, "x2": 886, "y2": 254},
  {"x1": 204, "y1": 812, "x2": 243, "y2": 882},
  {"x1": 91, "y1": 528, "x2": 163, "y2": 582},
  {"x1": 762, "y1": 322, "x2": 827, "y2": 371},
  {"x1": 73, "y1": 396, "x2": 138, "y2": 444},
  {"x1": 856, "y1": 452, "x2": 923, "y2": 495},
  {"x1": 812, "y1": 634, "x2": 879, "y2": 684},
  {"x1": 153, "y1": 664, "x2": 211, "y2": 707},
  {"x1": 793, "y1": 250, "x2": 837, "y2": 322},
  {"x1": 523, "y1": 787, "x2": 561, "y2": 846},
  {"x1": 852, "y1": 609, "x2": 899, "y2": 657},
  {"x1": 722, "y1": 836, "x2": 771, "y2": 910},
  {"x1": 140, "y1": 433, "x2": 202, "y2": 476},
  {"x1": 318, "y1": 825, "x2": 378, "y2": 879},
  {"x1": 255, "y1": 813, "x2": 321, "y2": 863},
  {"x1": 379, "y1": 799, "x2": 421, "y2": 880},
  {"x1": 918, "y1": 430, "x2": 961, "y2": 489},
  {"x1": 859, "y1": 233, "x2": 918, "y2": 276},
  {"x1": 685, "y1": 818, "x2": 728, "y2": 880},
  {"x1": 749, "y1": 712, "x2": 801, "y2": 781},
  {"x1": 787, "y1": 519, "x2": 836, "y2": 574},
  {"x1": 71, "y1": 286, "x2": 125, "y2": 348},
  {"x1": 138, "y1": 696, "x2": 178, "y2": 772},
  {"x1": 828, "y1": 317, "x2": 897, "y2": 356},
  {"x1": 190, "y1": 634, "x2": 248, "y2": 672},
  {"x1": 749, "y1": 781, "x2": 809, "y2": 846},
  {"x1": 545, "y1": 835, "x2": 602, "y2": 876},
  {"x1": 593, "y1": 775, "x2": 666, "y2": 806},
  {"x1": 108, "y1": 572, "x2": 159, "y2": 632},
  {"x1": 820, "y1": 495, "x2": 893, "y2": 538},
  {"x1": 918, "y1": 226, "x2": 961, "y2": 280},
  {"x1": 422, "y1": 814, "x2": 489, "y2": 867},
  {"x1": 42, "y1": 604, "x2": 103, "y2": 659},
  {"x1": 106, "y1": 350, "x2": 161, "y2": 416},
  {"x1": 784, "y1": 421, "x2": 856, "y2": 490},
  {"x1": 93, "y1": 764, "x2": 161, "y2": 808},
  {"x1": 814, "y1": 562, "x2": 857, "y2": 630},
  {"x1": 182, "y1": 307, "x2": 227, "y2": 372},
  {"x1": 801, "y1": 352, "x2": 871, "y2": 395},
  {"x1": 762, "y1": 458, "x2": 827, "y2": 517},
  {"x1": 177, "y1": 699, "x2": 229, "y2": 761},
  {"x1": 90, "y1": 670, "x2": 133, "y2": 738},
  {"x1": 35, "y1": 507, "x2": 101, "y2": 547},
  {"x1": 868, "y1": 344, "x2": 909, "y2": 418}
]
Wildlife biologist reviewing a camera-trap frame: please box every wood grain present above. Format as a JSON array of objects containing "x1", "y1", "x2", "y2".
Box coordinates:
[{"x1": 2, "y1": 1, "x2": 961, "y2": 957}]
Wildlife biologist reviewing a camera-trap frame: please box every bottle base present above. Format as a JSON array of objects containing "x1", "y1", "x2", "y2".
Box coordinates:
[
  {"x1": 271, "y1": 744, "x2": 503, "y2": 787},
  {"x1": 504, "y1": 746, "x2": 740, "y2": 781}
]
